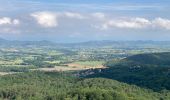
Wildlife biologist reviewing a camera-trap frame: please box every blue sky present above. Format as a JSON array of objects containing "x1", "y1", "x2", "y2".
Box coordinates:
[{"x1": 0, "y1": 0, "x2": 170, "y2": 42}]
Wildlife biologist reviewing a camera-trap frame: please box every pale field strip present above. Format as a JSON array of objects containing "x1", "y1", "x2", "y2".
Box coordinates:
[
  {"x1": 32, "y1": 63, "x2": 106, "y2": 72},
  {"x1": 0, "y1": 72, "x2": 19, "y2": 76},
  {"x1": 0, "y1": 62, "x2": 107, "y2": 75}
]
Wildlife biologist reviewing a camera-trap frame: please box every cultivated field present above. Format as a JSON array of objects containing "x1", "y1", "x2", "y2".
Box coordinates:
[{"x1": 32, "y1": 61, "x2": 106, "y2": 72}]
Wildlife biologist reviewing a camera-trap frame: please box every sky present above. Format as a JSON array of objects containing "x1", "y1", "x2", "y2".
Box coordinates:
[{"x1": 0, "y1": 0, "x2": 170, "y2": 42}]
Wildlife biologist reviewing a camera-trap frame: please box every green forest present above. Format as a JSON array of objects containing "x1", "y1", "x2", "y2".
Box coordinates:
[
  {"x1": 86, "y1": 52, "x2": 170, "y2": 92},
  {"x1": 0, "y1": 72, "x2": 169, "y2": 100}
]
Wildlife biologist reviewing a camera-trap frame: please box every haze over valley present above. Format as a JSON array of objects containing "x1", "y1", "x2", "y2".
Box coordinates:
[{"x1": 0, "y1": 0, "x2": 170, "y2": 100}]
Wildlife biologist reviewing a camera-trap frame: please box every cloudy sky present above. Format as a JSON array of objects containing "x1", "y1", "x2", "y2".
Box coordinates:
[{"x1": 0, "y1": 0, "x2": 170, "y2": 42}]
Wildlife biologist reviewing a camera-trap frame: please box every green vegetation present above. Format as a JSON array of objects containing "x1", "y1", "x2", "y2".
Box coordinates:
[
  {"x1": 123, "y1": 52, "x2": 170, "y2": 65},
  {"x1": 0, "y1": 72, "x2": 169, "y2": 100},
  {"x1": 86, "y1": 52, "x2": 170, "y2": 92}
]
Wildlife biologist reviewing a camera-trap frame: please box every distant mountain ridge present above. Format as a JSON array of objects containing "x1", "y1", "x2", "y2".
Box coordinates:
[
  {"x1": 0, "y1": 38, "x2": 56, "y2": 47},
  {"x1": 1, "y1": 37, "x2": 170, "y2": 48}
]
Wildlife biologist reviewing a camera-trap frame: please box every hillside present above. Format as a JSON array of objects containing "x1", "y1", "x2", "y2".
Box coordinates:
[
  {"x1": 0, "y1": 72, "x2": 169, "y2": 100},
  {"x1": 124, "y1": 52, "x2": 170, "y2": 66},
  {"x1": 85, "y1": 52, "x2": 170, "y2": 91}
]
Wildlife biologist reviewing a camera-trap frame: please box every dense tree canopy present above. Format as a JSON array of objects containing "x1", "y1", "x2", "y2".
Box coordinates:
[
  {"x1": 86, "y1": 52, "x2": 170, "y2": 92},
  {"x1": 0, "y1": 72, "x2": 169, "y2": 100}
]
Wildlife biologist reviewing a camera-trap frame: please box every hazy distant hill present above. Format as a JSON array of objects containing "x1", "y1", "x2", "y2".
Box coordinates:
[
  {"x1": 1, "y1": 38, "x2": 170, "y2": 48},
  {"x1": 63, "y1": 40, "x2": 170, "y2": 48},
  {"x1": 0, "y1": 38, "x2": 56, "y2": 47}
]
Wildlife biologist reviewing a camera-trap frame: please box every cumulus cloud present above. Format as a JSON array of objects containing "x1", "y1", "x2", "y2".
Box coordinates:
[
  {"x1": 0, "y1": 17, "x2": 20, "y2": 26},
  {"x1": 152, "y1": 18, "x2": 170, "y2": 30},
  {"x1": 100, "y1": 17, "x2": 151, "y2": 30},
  {"x1": 29, "y1": 11, "x2": 170, "y2": 31},
  {"x1": 30, "y1": 11, "x2": 86, "y2": 27},
  {"x1": 31, "y1": 11, "x2": 58, "y2": 28},
  {"x1": 13, "y1": 19, "x2": 20, "y2": 25},
  {"x1": 94, "y1": 17, "x2": 170, "y2": 30},
  {"x1": 64, "y1": 12, "x2": 85, "y2": 19}
]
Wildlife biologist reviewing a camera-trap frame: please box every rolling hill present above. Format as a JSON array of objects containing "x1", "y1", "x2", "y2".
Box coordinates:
[
  {"x1": 85, "y1": 52, "x2": 170, "y2": 91},
  {"x1": 123, "y1": 52, "x2": 170, "y2": 66}
]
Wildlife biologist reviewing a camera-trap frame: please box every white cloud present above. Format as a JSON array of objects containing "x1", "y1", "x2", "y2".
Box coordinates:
[
  {"x1": 100, "y1": 17, "x2": 151, "y2": 30},
  {"x1": 0, "y1": 17, "x2": 20, "y2": 25},
  {"x1": 152, "y1": 18, "x2": 170, "y2": 30},
  {"x1": 29, "y1": 11, "x2": 170, "y2": 31},
  {"x1": 64, "y1": 12, "x2": 85, "y2": 19},
  {"x1": 13, "y1": 19, "x2": 20, "y2": 25},
  {"x1": 30, "y1": 11, "x2": 86, "y2": 27},
  {"x1": 0, "y1": 17, "x2": 11, "y2": 25},
  {"x1": 31, "y1": 11, "x2": 58, "y2": 28}
]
